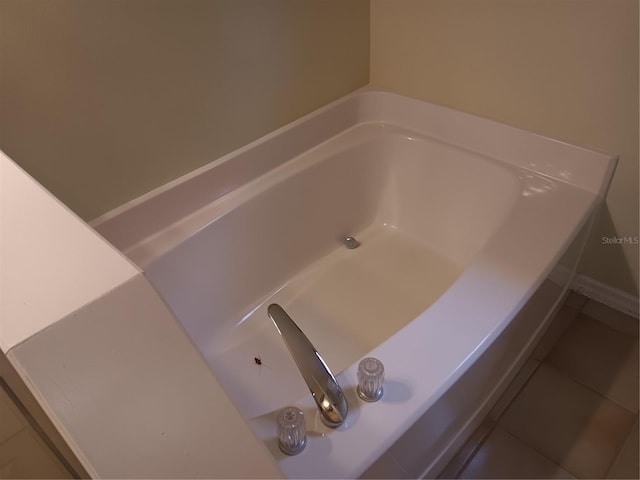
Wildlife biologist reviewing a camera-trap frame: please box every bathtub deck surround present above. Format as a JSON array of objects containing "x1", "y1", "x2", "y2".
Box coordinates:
[
  {"x1": 91, "y1": 88, "x2": 617, "y2": 478},
  {"x1": 0, "y1": 153, "x2": 282, "y2": 478},
  {"x1": 0, "y1": 154, "x2": 140, "y2": 353}
]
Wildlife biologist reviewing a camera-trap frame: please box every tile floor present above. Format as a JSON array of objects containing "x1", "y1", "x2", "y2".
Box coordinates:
[
  {"x1": 440, "y1": 292, "x2": 639, "y2": 479},
  {"x1": 0, "y1": 380, "x2": 72, "y2": 479}
]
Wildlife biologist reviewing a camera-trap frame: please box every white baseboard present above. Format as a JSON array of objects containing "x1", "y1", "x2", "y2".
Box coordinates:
[{"x1": 571, "y1": 274, "x2": 639, "y2": 319}]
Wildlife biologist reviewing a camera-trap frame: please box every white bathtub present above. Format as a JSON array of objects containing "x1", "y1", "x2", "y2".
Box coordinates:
[{"x1": 94, "y1": 88, "x2": 616, "y2": 478}]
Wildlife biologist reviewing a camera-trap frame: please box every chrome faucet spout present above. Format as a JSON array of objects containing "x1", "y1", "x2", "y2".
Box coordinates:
[{"x1": 267, "y1": 303, "x2": 348, "y2": 427}]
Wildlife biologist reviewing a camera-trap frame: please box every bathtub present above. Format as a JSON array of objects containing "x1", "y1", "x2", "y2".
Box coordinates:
[{"x1": 94, "y1": 88, "x2": 616, "y2": 478}]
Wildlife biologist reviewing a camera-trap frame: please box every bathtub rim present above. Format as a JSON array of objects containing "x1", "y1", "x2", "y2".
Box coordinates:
[{"x1": 91, "y1": 87, "x2": 617, "y2": 259}]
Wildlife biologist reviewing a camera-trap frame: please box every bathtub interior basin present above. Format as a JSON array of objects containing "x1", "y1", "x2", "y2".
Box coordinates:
[
  {"x1": 94, "y1": 88, "x2": 617, "y2": 479},
  {"x1": 143, "y1": 124, "x2": 521, "y2": 420}
]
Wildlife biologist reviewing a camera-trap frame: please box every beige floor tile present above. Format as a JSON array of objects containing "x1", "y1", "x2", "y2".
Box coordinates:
[
  {"x1": 489, "y1": 359, "x2": 540, "y2": 421},
  {"x1": 0, "y1": 428, "x2": 71, "y2": 479},
  {"x1": 499, "y1": 364, "x2": 635, "y2": 479},
  {"x1": 438, "y1": 421, "x2": 495, "y2": 478},
  {"x1": 0, "y1": 382, "x2": 73, "y2": 479},
  {"x1": 607, "y1": 417, "x2": 639, "y2": 479},
  {"x1": 545, "y1": 315, "x2": 639, "y2": 412},
  {"x1": 0, "y1": 386, "x2": 26, "y2": 444},
  {"x1": 533, "y1": 306, "x2": 581, "y2": 361},
  {"x1": 582, "y1": 300, "x2": 639, "y2": 337},
  {"x1": 458, "y1": 426, "x2": 576, "y2": 479},
  {"x1": 565, "y1": 291, "x2": 589, "y2": 311},
  {"x1": 0, "y1": 463, "x2": 11, "y2": 479}
]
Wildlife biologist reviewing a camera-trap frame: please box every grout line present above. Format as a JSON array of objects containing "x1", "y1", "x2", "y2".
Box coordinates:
[
  {"x1": 604, "y1": 413, "x2": 639, "y2": 479},
  {"x1": 540, "y1": 361, "x2": 639, "y2": 416},
  {"x1": 546, "y1": 294, "x2": 639, "y2": 414},
  {"x1": 452, "y1": 360, "x2": 543, "y2": 478},
  {"x1": 437, "y1": 419, "x2": 498, "y2": 479},
  {"x1": 505, "y1": 362, "x2": 638, "y2": 478},
  {"x1": 490, "y1": 365, "x2": 580, "y2": 477},
  {"x1": 502, "y1": 424, "x2": 582, "y2": 480},
  {"x1": 567, "y1": 290, "x2": 590, "y2": 314},
  {"x1": 0, "y1": 378, "x2": 80, "y2": 479},
  {"x1": 443, "y1": 292, "x2": 637, "y2": 480},
  {"x1": 490, "y1": 360, "x2": 541, "y2": 423},
  {"x1": 492, "y1": 369, "x2": 584, "y2": 478},
  {"x1": 578, "y1": 307, "x2": 640, "y2": 338},
  {"x1": 572, "y1": 275, "x2": 639, "y2": 320},
  {"x1": 0, "y1": 423, "x2": 28, "y2": 451},
  {"x1": 451, "y1": 420, "x2": 497, "y2": 479}
]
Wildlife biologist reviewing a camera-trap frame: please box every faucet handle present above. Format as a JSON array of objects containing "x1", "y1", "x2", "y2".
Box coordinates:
[
  {"x1": 277, "y1": 406, "x2": 307, "y2": 455},
  {"x1": 357, "y1": 357, "x2": 385, "y2": 402}
]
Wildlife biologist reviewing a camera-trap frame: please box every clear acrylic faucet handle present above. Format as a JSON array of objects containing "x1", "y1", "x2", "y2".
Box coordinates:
[{"x1": 357, "y1": 357, "x2": 384, "y2": 402}]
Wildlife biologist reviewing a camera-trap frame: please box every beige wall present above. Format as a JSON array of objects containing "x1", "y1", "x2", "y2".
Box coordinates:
[
  {"x1": 371, "y1": 0, "x2": 639, "y2": 296},
  {"x1": 0, "y1": 0, "x2": 369, "y2": 220},
  {"x1": 2, "y1": 0, "x2": 637, "y2": 295}
]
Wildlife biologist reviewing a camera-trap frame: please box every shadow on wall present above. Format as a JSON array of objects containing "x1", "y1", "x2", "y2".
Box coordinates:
[{"x1": 579, "y1": 205, "x2": 639, "y2": 296}]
